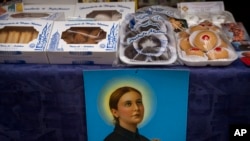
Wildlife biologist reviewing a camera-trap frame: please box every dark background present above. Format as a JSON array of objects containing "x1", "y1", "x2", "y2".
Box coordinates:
[{"x1": 207, "y1": 0, "x2": 250, "y2": 33}]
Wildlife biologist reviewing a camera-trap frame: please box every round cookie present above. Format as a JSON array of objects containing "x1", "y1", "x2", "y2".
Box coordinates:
[
  {"x1": 193, "y1": 30, "x2": 218, "y2": 52},
  {"x1": 206, "y1": 47, "x2": 229, "y2": 60},
  {"x1": 185, "y1": 47, "x2": 205, "y2": 57},
  {"x1": 189, "y1": 25, "x2": 207, "y2": 33},
  {"x1": 199, "y1": 20, "x2": 220, "y2": 32},
  {"x1": 209, "y1": 25, "x2": 220, "y2": 32},
  {"x1": 179, "y1": 37, "x2": 192, "y2": 51},
  {"x1": 178, "y1": 31, "x2": 190, "y2": 38}
]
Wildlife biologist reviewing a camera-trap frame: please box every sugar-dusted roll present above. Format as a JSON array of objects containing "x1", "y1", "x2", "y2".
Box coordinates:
[
  {"x1": 6, "y1": 30, "x2": 21, "y2": 43},
  {"x1": 19, "y1": 31, "x2": 33, "y2": 43},
  {"x1": 0, "y1": 30, "x2": 8, "y2": 43}
]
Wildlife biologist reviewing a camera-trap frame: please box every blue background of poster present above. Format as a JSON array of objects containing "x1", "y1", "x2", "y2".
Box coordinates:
[{"x1": 83, "y1": 69, "x2": 189, "y2": 141}]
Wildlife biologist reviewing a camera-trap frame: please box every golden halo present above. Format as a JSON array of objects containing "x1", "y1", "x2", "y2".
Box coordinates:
[{"x1": 97, "y1": 76, "x2": 157, "y2": 127}]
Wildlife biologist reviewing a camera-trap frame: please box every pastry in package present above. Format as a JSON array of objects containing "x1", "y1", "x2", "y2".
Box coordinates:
[{"x1": 118, "y1": 12, "x2": 177, "y2": 65}]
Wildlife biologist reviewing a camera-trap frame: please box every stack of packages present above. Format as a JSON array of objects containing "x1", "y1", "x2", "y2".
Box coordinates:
[{"x1": 0, "y1": 0, "x2": 135, "y2": 64}]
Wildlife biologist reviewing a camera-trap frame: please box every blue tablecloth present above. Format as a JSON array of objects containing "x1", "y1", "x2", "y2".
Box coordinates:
[{"x1": 0, "y1": 59, "x2": 250, "y2": 141}]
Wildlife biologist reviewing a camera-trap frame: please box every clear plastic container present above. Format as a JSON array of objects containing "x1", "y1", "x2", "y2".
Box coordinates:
[{"x1": 118, "y1": 12, "x2": 178, "y2": 65}]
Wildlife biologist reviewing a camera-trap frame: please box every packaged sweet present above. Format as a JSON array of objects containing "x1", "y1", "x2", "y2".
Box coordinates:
[
  {"x1": 86, "y1": 10, "x2": 122, "y2": 21},
  {"x1": 221, "y1": 22, "x2": 250, "y2": 66},
  {"x1": 74, "y1": 2, "x2": 135, "y2": 22},
  {"x1": 221, "y1": 22, "x2": 249, "y2": 42},
  {"x1": 0, "y1": 11, "x2": 65, "y2": 21},
  {"x1": 0, "y1": 26, "x2": 38, "y2": 44},
  {"x1": 176, "y1": 20, "x2": 238, "y2": 66},
  {"x1": 0, "y1": 20, "x2": 53, "y2": 64},
  {"x1": 61, "y1": 27, "x2": 106, "y2": 44},
  {"x1": 178, "y1": 1, "x2": 235, "y2": 27},
  {"x1": 118, "y1": 12, "x2": 177, "y2": 66},
  {"x1": 182, "y1": 12, "x2": 235, "y2": 27},
  {"x1": 0, "y1": 0, "x2": 23, "y2": 16}
]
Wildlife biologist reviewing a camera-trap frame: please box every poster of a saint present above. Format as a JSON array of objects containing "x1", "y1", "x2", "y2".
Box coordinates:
[{"x1": 83, "y1": 69, "x2": 189, "y2": 141}]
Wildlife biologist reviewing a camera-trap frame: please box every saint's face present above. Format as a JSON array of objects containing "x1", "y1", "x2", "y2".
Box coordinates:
[{"x1": 112, "y1": 91, "x2": 144, "y2": 127}]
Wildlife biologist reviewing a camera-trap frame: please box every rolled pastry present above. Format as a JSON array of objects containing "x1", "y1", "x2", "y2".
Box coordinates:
[
  {"x1": 31, "y1": 31, "x2": 39, "y2": 40},
  {"x1": 6, "y1": 30, "x2": 21, "y2": 43},
  {"x1": 19, "y1": 30, "x2": 33, "y2": 43},
  {"x1": 0, "y1": 30, "x2": 8, "y2": 43}
]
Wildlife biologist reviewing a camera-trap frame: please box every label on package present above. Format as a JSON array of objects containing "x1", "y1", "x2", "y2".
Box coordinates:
[{"x1": 178, "y1": 1, "x2": 225, "y2": 15}]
